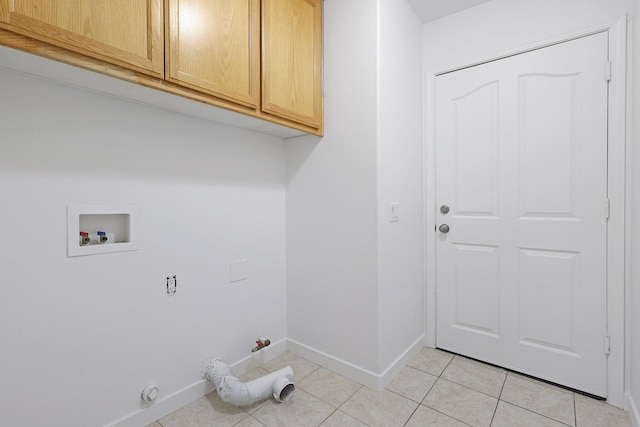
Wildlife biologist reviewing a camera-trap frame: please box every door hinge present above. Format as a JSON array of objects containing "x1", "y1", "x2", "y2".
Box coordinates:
[
  {"x1": 604, "y1": 333, "x2": 611, "y2": 355},
  {"x1": 605, "y1": 198, "x2": 611, "y2": 220},
  {"x1": 605, "y1": 60, "x2": 612, "y2": 82}
]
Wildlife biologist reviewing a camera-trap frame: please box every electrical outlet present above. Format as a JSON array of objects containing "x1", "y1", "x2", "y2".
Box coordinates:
[{"x1": 166, "y1": 275, "x2": 177, "y2": 296}]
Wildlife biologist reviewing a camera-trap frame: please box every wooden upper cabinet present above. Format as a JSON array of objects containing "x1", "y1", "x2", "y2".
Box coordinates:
[
  {"x1": 166, "y1": 0, "x2": 260, "y2": 109},
  {"x1": 0, "y1": 0, "x2": 164, "y2": 77},
  {"x1": 0, "y1": 0, "x2": 324, "y2": 134},
  {"x1": 262, "y1": 0, "x2": 323, "y2": 130}
]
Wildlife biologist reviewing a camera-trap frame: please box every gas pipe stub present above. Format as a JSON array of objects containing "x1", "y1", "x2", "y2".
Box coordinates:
[{"x1": 141, "y1": 383, "x2": 160, "y2": 402}]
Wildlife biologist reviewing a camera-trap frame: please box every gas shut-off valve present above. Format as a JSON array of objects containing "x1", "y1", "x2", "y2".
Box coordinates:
[{"x1": 252, "y1": 336, "x2": 271, "y2": 352}]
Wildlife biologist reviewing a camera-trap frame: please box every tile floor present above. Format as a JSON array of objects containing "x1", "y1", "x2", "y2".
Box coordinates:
[{"x1": 148, "y1": 348, "x2": 632, "y2": 427}]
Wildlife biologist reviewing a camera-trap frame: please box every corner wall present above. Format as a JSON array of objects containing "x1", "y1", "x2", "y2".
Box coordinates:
[
  {"x1": 285, "y1": 0, "x2": 380, "y2": 376},
  {"x1": 377, "y1": 0, "x2": 425, "y2": 373},
  {"x1": 286, "y1": 0, "x2": 425, "y2": 385}
]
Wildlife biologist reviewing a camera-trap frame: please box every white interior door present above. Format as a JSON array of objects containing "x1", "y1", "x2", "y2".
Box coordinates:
[{"x1": 435, "y1": 32, "x2": 609, "y2": 396}]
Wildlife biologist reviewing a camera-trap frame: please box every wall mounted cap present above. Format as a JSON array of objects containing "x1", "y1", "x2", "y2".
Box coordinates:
[{"x1": 141, "y1": 384, "x2": 160, "y2": 402}]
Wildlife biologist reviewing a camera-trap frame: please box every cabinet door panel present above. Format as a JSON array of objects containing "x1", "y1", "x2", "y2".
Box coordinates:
[
  {"x1": 0, "y1": 0, "x2": 163, "y2": 77},
  {"x1": 166, "y1": 0, "x2": 260, "y2": 109},
  {"x1": 262, "y1": 0, "x2": 322, "y2": 129}
]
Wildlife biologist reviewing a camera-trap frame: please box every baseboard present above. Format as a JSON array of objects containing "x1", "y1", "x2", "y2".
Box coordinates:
[
  {"x1": 627, "y1": 392, "x2": 640, "y2": 427},
  {"x1": 108, "y1": 339, "x2": 288, "y2": 427},
  {"x1": 106, "y1": 336, "x2": 427, "y2": 426},
  {"x1": 107, "y1": 379, "x2": 214, "y2": 427},
  {"x1": 287, "y1": 335, "x2": 425, "y2": 391},
  {"x1": 377, "y1": 335, "x2": 426, "y2": 389},
  {"x1": 228, "y1": 338, "x2": 289, "y2": 377}
]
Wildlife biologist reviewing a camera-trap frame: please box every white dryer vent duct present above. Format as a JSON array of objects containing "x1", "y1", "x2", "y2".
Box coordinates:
[{"x1": 203, "y1": 358, "x2": 294, "y2": 406}]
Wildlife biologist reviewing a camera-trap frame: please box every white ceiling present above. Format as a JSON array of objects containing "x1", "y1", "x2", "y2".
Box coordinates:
[{"x1": 405, "y1": 0, "x2": 492, "y2": 23}]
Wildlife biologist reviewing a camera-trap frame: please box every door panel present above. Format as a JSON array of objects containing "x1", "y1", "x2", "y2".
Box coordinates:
[
  {"x1": 453, "y1": 243, "x2": 500, "y2": 336},
  {"x1": 518, "y1": 248, "x2": 578, "y2": 353},
  {"x1": 519, "y1": 74, "x2": 578, "y2": 217},
  {"x1": 436, "y1": 32, "x2": 608, "y2": 396},
  {"x1": 454, "y1": 81, "x2": 500, "y2": 216},
  {"x1": 166, "y1": 0, "x2": 260, "y2": 108}
]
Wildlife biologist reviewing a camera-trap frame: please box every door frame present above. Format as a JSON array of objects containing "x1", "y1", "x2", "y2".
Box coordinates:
[{"x1": 423, "y1": 16, "x2": 628, "y2": 407}]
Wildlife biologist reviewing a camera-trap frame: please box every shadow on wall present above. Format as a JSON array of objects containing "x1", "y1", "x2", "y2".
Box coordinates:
[
  {"x1": 0, "y1": 69, "x2": 285, "y2": 187},
  {"x1": 284, "y1": 133, "x2": 323, "y2": 181}
]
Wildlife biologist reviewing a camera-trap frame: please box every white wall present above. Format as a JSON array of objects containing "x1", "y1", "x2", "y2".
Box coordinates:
[
  {"x1": 286, "y1": 0, "x2": 380, "y2": 375},
  {"x1": 0, "y1": 66, "x2": 287, "y2": 427},
  {"x1": 423, "y1": 0, "x2": 635, "y2": 415},
  {"x1": 423, "y1": 0, "x2": 632, "y2": 73},
  {"x1": 377, "y1": 0, "x2": 425, "y2": 371},
  {"x1": 630, "y1": 0, "x2": 640, "y2": 423},
  {"x1": 286, "y1": 0, "x2": 424, "y2": 384}
]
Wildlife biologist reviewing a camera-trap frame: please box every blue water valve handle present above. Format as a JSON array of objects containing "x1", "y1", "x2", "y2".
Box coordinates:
[{"x1": 97, "y1": 231, "x2": 108, "y2": 243}]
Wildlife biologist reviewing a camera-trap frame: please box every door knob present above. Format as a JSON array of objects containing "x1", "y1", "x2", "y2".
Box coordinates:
[
  {"x1": 439, "y1": 224, "x2": 450, "y2": 233},
  {"x1": 440, "y1": 205, "x2": 450, "y2": 214}
]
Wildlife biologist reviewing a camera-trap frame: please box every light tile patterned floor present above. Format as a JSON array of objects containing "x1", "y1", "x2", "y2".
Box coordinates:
[{"x1": 149, "y1": 348, "x2": 632, "y2": 427}]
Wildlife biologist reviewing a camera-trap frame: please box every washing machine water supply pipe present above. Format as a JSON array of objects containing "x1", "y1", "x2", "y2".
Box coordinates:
[{"x1": 203, "y1": 358, "x2": 295, "y2": 406}]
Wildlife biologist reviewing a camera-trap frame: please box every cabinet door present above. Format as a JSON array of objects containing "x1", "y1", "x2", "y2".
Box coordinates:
[
  {"x1": 0, "y1": 0, "x2": 163, "y2": 77},
  {"x1": 166, "y1": 0, "x2": 260, "y2": 109},
  {"x1": 262, "y1": 0, "x2": 323, "y2": 129}
]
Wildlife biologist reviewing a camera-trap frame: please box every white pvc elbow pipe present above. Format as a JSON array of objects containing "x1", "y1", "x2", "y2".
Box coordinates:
[{"x1": 203, "y1": 358, "x2": 295, "y2": 406}]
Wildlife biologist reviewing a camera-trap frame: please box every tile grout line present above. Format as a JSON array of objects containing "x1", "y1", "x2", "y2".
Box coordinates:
[
  {"x1": 153, "y1": 349, "x2": 625, "y2": 427},
  {"x1": 418, "y1": 352, "x2": 482, "y2": 426},
  {"x1": 573, "y1": 391, "x2": 578, "y2": 427},
  {"x1": 332, "y1": 383, "x2": 373, "y2": 427},
  {"x1": 322, "y1": 383, "x2": 365, "y2": 426},
  {"x1": 488, "y1": 368, "x2": 509, "y2": 426},
  {"x1": 433, "y1": 374, "x2": 504, "y2": 400},
  {"x1": 421, "y1": 406, "x2": 476, "y2": 427},
  {"x1": 317, "y1": 406, "x2": 339, "y2": 427},
  {"x1": 497, "y1": 400, "x2": 575, "y2": 427},
  {"x1": 440, "y1": 354, "x2": 581, "y2": 426},
  {"x1": 401, "y1": 404, "x2": 421, "y2": 427},
  {"x1": 501, "y1": 372, "x2": 577, "y2": 426}
]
